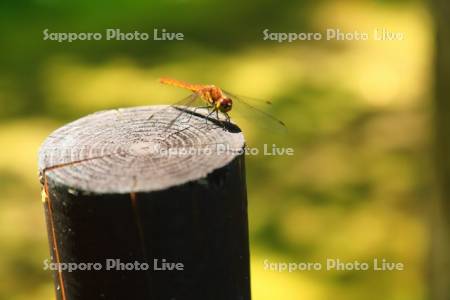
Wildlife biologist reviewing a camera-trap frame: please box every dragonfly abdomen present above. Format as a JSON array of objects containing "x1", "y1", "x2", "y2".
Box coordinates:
[{"x1": 160, "y1": 77, "x2": 202, "y2": 92}]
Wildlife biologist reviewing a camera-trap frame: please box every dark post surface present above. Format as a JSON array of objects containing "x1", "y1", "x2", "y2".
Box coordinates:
[{"x1": 38, "y1": 106, "x2": 250, "y2": 300}]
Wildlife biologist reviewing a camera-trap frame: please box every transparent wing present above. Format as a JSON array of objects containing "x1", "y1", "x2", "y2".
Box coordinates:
[
  {"x1": 223, "y1": 90, "x2": 287, "y2": 133},
  {"x1": 147, "y1": 93, "x2": 201, "y2": 120},
  {"x1": 148, "y1": 93, "x2": 207, "y2": 132},
  {"x1": 223, "y1": 92, "x2": 274, "y2": 105}
]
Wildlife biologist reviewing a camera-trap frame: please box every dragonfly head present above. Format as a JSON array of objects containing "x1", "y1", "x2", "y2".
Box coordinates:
[{"x1": 218, "y1": 97, "x2": 233, "y2": 113}]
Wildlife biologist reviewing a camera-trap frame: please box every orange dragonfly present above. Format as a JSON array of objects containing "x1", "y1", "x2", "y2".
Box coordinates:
[{"x1": 149, "y1": 77, "x2": 286, "y2": 132}]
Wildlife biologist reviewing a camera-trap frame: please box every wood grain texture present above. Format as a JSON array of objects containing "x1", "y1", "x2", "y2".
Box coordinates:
[
  {"x1": 38, "y1": 105, "x2": 245, "y2": 194},
  {"x1": 38, "y1": 105, "x2": 250, "y2": 300}
]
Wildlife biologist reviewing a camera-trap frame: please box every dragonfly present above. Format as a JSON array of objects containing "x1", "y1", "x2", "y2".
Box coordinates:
[{"x1": 148, "y1": 77, "x2": 286, "y2": 133}]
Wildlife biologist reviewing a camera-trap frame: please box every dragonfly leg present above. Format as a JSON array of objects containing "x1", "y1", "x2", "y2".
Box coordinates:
[
  {"x1": 204, "y1": 108, "x2": 216, "y2": 129},
  {"x1": 219, "y1": 112, "x2": 231, "y2": 131},
  {"x1": 215, "y1": 110, "x2": 227, "y2": 131},
  {"x1": 206, "y1": 109, "x2": 215, "y2": 120},
  {"x1": 187, "y1": 105, "x2": 213, "y2": 123}
]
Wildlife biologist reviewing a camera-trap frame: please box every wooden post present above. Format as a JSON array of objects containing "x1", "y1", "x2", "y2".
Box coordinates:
[{"x1": 38, "y1": 106, "x2": 250, "y2": 300}]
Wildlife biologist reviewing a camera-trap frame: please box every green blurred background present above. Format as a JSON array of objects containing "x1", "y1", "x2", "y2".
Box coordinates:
[{"x1": 0, "y1": 0, "x2": 442, "y2": 299}]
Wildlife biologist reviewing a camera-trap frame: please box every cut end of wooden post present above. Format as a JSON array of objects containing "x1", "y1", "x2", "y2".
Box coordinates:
[{"x1": 38, "y1": 105, "x2": 245, "y2": 194}]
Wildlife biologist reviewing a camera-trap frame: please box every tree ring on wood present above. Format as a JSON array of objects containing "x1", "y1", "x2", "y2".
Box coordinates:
[{"x1": 38, "y1": 105, "x2": 245, "y2": 194}]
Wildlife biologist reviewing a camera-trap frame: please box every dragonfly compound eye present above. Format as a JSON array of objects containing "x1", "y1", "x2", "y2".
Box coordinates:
[{"x1": 220, "y1": 98, "x2": 233, "y2": 112}]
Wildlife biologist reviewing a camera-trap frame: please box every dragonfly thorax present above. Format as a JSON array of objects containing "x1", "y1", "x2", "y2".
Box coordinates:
[
  {"x1": 198, "y1": 86, "x2": 232, "y2": 112},
  {"x1": 209, "y1": 87, "x2": 232, "y2": 113}
]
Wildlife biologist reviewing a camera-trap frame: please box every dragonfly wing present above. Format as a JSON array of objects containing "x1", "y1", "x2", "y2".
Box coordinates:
[
  {"x1": 222, "y1": 90, "x2": 274, "y2": 105},
  {"x1": 164, "y1": 95, "x2": 204, "y2": 132},
  {"x1": 222, "y1": 90, "x2": 287, "y2": 133},
  {"x1": 147, "y1": 93, "x2": 199, "y2": 120},
  {"x1": 148, "y1": 93, "x2": 211, "y2": 132}
]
